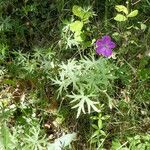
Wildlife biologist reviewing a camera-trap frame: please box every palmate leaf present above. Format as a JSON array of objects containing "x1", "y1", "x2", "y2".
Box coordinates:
[
  {"x1": 23, "y1": 125, "x2": 47, "y2": 150},
  {"x1": 68, "y1": 92, "x2": 100, "y2": 118},
  {"x1": 51, "y1": 74, "x2": 71, "y2": 97},
  {"x1": 72, "y1": 5, "x2": 84, "y2": 19},
  {"x1": 72, "y1": 5, "x2": 93, "y2": 21},
  {"x1": 52, "y1": 56, "x2": 116, "y2": 117},
  {"x1": 0, "y1": 16, "x2": 12, "y2": 32},
  {"x1": 51, "y1": 59, "x2": 81, "y2": 96}
]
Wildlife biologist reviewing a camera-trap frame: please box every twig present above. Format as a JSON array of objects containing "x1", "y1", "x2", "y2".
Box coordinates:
[{"x1": 132, "y1": 0, "x2": 142, "y2": 5}]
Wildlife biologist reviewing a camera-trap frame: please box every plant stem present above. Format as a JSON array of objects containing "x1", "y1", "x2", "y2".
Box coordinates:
[
  {"x1": 104, "y1": 0, "x2": 108, "y2": 31},
  {"x1": 127, "y1": 0, "x2": 131, "y2": 12}
]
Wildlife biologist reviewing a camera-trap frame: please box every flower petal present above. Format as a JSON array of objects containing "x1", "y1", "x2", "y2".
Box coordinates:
[
  {"x1": 101, "y1": 35, "x2": 111, "y2": 43},
  {"x1": 96, "y1": 39, "x2": 102, "y2": 47},
  {"x1": 108, "y1": 41, "x2": 116, "y2": 49},
  {"x1": 104, "y1": 49, "x2": 112, "y2": 57},
  {"x1": 96, "y1": 46, "x2": 112, "y2": 57},
  {"x1": 96, "y1": 35, "x2": 115, "y2": 57},
  {"x1": 96, "y1": 46, "x2": 103, "y2": 54}
]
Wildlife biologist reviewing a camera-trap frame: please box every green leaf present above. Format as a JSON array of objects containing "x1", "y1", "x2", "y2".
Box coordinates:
[
  {"x1": 91, "y1": 130, "x2": 100, "y2": 139},
  {"x1": 98, "y1": 119, "x2": 102, "y2": 129},
  {"x1": 0, "y1": 43, "x2": 8, "y2": 56},
  {"x1": 74, "y1": 31, "x2": 83, "y2": 42},
  {"x1": 72, "y1": 5, "x2": 84, "y2": 19},
  {"x1": 100, "y1": 130, "x2": 106, "y2": 136},
  {"x1": 68, "y1": 92, "x2": 99, "y2": 118},
  {"x1": 82, "y1": 12, "x2": 92, "y2": 21},
  {"x1": 2, "y1": 79, "x2": 16, "y2": 86},
  {"x1": 127, "y1": 10, "x2": 138, "y2": 18},
  {"x1": 82, "y1": 41, "x2": 92, "y2": 48},
  {"x1": 0, "y1": 123, "x2": 10, "y2": 150},
  {"x1": 111, "y1": 139, "x2": 122, "y2": 150},
  {"x1": 91, "y1": 124, "x2": 99, "y2": 130},
  {"x1": 114, "y1": 14, "x2": 127, "y2": 22},
  {"x1": 70, "y1": 21, "x2": 83, "y2": 32},
  {"x1": 115, "y1": 5, "x2": 128, "y2": 15},
  {"x1": 0, "y1": 122, "x2": 16, "y2": 150},
  {"x1": 72, "y1": 5, "x2": 92, "y2": 21},
  {"x1": 140, "y1": 23, "x2": 147, "y2": 31},
  {"x1": 101, "y1": 115, "x2": 110, "y2": 120}
]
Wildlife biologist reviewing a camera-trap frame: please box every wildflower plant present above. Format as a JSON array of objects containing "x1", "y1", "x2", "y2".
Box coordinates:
[
  {"x1": 61, "y1": 5, "x2": 95, "y2": 50},
  {"x1": 114, "y1": 5, "x2": 138, "y2": 22},
  {"x1": 52, "y1": 56, "x2": 116, "y2": 118},
  {"x1": 96, "y1": 36, "x2": 116, "y2": 57},
  {"x1": 0, "y1": 1, "x2": 149, "y2": 149}
]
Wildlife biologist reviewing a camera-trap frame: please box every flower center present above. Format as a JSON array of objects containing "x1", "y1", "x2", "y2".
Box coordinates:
[{"x1": 104, "y1": 44, "x2": 108, "y2": 49}]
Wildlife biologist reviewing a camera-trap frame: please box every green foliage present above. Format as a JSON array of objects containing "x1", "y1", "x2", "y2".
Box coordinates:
[
  {"x1": 128, "y1": 135, "x2": 150, "y2": 150},
  {"x1": 114, "y1": 14, "x2": 127, "y2": 22},
  {"x1": 115, "y1": 5, "x2": 128, "y2": 15},
  {"x1": 0, "y1": 121, "x2": 48, "y2": 150},
  {"x1": 127, "y1": 10, "x2": 138, "y2": 18},
  {"x1": 72, "y1": 5, "x2": 93, "y2": 21},
  {"x1": 61, "y1": 5, "x2": 95, "y2": 49},
  {"x1": 52, "y1": 56, "x2": 116, "y2": 117},
  {"x1": 114, "y1": 5, "x2": 138, "y2": 22},
  {"x1": 0, "y1": 122, "x2": 16, "y2": 150},
  {"x1": 90, "y1": 112, "x2": 110, "y2": 149},
  {"x1": 68, "y1": 92, "x2": 99, "y2": 118},
  {"x1": 111, "y1": 134, "x2": 150, "y2": 150},
  {"x1": 70, "y1": 21, "x2": 83, "y2": 32},
  {"x1": 0, "y1": 0, "x2": 149, "y2": 150},
  {"x1": 0, "y1": 43, "x2": 8, "y2": 62}
]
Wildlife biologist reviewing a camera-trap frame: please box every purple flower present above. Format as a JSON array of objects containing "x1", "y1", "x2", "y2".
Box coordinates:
[{"x1": 96, "y1": 35, "x2": 116, "y2": 57}]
